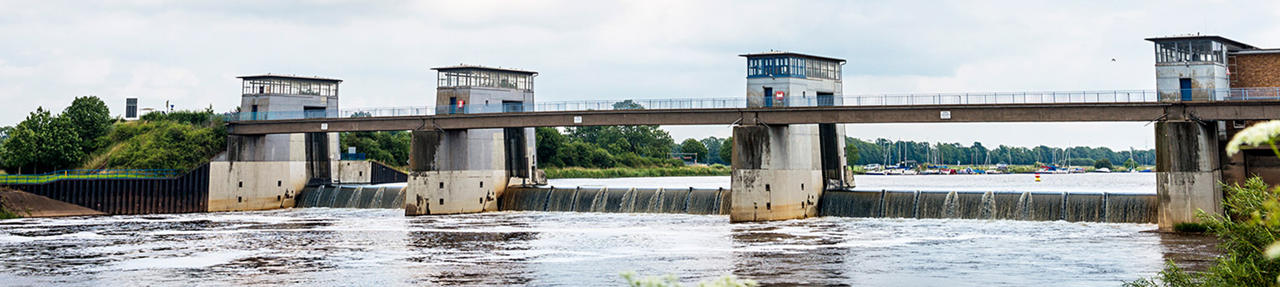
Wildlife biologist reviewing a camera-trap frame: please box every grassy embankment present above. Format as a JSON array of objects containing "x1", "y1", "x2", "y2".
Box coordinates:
[
  {"x1": 0, "y1": 110, "x2": 225, "y2": 183},
  {"x1": 544, "y1": 165, "x2": 731, "y2": 179}
]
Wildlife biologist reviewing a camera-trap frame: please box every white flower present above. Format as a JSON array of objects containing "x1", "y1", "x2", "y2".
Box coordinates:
[
  {"x1": 1266, "y1": 241, "x2": 1280, "y2": 259},
  {"x1": 1226, "y1": 120, "x2": 1280, "y2": 155}
]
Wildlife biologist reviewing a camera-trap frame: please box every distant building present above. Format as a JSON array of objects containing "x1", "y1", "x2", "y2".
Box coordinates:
[{"x1": 125, "y1": 98, "x2": 138, "y2": 119}]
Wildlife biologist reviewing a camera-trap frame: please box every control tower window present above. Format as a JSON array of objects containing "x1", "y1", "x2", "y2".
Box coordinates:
[
  {"x1": 437, "y1": 69, "x2": 534, "y2": 91},
  {"x1": 1154, "y1": 40, "x2": 1227, "y2": 64},
  {"x1": 241, "y1": 78, "x2": 339, "y2": 97},
  {"x1": 747, "y1": 56, "x2": 841, "y2": 80}
]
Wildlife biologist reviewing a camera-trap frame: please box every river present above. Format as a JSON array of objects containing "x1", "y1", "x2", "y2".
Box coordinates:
[{"x1": 0, "y1": 173, "x2": 1217, "y2": 286}]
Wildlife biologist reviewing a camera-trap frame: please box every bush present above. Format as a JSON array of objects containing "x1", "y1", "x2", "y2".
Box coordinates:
[
  {"x1": 1094, "y1": 158, "x2": 1113, "y2": 169},
  {"x1": 1172, "y1": 222, "x2": 1208, "y2": 233},
  {"x1": 105, "y1": 121, "x2": 226, "y2": 170},
  {"x1": 1128, "y1": 177, "x2": 1280, "y2": 286}
]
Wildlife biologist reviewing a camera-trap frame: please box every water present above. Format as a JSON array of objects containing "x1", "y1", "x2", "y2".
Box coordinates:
[
  {"x1": 0, "y1": 173, "x2": 1213, "y2": 286},
  {"x1": 548, "y1": 173, "x2": 1157, "y2": 193},
  {"x1": 0, "y1": 208, "x2": 1216, "y2": 286}
]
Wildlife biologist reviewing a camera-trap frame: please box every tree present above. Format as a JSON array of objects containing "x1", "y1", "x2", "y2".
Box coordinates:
[
  {"x1": 719, "y1": 137, "x2": 733, "y2": 165},
  {"x1": 700, "y1": 136, "x2": 724, "y2": 164},
  {"x1": 1094, "y1": 158, "x2": 1113, "y2": 169},
  {"x1": 612, "y1": 100, "x2": 645, "y2": 110},
  {"x1": 339, "y1": 131, "x2": 411, "y2": 166},
  {"x1": 1123, "y1": 158, "x2": 1139, "y2": 170},
  {"x1": 679, "y1": 138, "x2": 708, "y2": 163},
  {"x1": 536, "y1": 127, "x2": 567, "y2": 167},
  {"x1": 61, "y1": 96, "x2": 112, "y2": 154},
  {"x1": 0, "y1": 126, "x2": 12, "y2": 143},
  {"x1": 845, "y1": 141, "x2": 860, "y2": 165},
  {"x1": 2, "y1": 108, "x2": 83, "y2": 173}
]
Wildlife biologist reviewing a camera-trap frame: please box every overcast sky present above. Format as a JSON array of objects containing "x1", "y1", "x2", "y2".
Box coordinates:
[{"x1": 2, "y1": 1, "x2": 1278, "y2": 149}]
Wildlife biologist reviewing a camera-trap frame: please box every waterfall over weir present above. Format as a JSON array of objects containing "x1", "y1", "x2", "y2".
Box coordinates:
[
  {"x1": 818, "y1": 190, "x2": 1158, "y2": 223},
  {"x1": 295, "y1": 184, "x2": 1157, "y2": 223},
  {"x1": 503, "y1": 187, "x2": 1156, "y2": 223},
  {"x1": 500, "y1": 187, "x2": 730, "y2": 215},
  {"x1": 295, "y1": 185, "x2": 406, "y2": 209}
]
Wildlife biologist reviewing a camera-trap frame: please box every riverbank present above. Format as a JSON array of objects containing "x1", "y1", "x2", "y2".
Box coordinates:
[
  {"x1": 544, "y1": 165, "x2": 730, "y2": 179},
  {"x1": 0, "y1": 188, "x2": 105, "y2": 218}
]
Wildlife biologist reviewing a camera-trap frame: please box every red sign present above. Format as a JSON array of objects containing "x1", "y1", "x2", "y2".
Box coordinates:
[
  {"x1": 774, "y1": 91, "x2": 785, "y2": 100},
  {"x1": 457, "y1": 100, "x2": 465, "y2": 108}
]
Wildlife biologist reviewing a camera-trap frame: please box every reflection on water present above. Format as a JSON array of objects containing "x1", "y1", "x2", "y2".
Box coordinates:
[{"x1": 0, "y1": 208, "x2": 1218, "y2": 286}]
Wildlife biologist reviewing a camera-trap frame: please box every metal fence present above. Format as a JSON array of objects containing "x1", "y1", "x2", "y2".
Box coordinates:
[
  {"x1": 220, "y1": 87, "x2": 1280, "y2": 122},
  {"x1": 0, "y1": 169, "x2": 186, "y2": 184}
]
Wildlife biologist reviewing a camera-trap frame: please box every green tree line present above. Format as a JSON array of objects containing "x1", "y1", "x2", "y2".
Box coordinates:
[
  {"x1": 0, "y1": 96, "x2": 226, "y2": 174},
  {"x1": 846, "y1": 138, "x2": 1156, "y2": 167}
]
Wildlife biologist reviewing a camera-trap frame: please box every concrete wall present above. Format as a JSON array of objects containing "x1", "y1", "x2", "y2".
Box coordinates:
[
  {"x1": 1230, "y1": 53, "x2": 1280, "y2": 88},
  {"x1": 404, "y1": 130, "x2": 512, "y2": 216},
  {"x1": 1155, "y1": 121, "x2": 1223, "y2": 231},
  {"x1": 436, "y1": 87, "x2": 535, "y2": 113},
  {"x1": 745, "y1": 77, "x2": 843, "y2": 108},
  {"x1": 730, "y1": 125, "x2": 826, "y2": 222},
  {"x1": 241, "y1": 93, "x2": 338, "y2": 116},
  {"x1": 207, "y1": 161, "x2": 306, "y2": 211},
  {"x1": 1155, "y1": 63, "x2": 1229, "y2": 101},
  {"x1": 336, "y1": 160, "x2": 372, "y2": 183}
]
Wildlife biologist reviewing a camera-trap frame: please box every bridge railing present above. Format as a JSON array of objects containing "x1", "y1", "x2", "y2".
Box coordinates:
[
  {"x1": 221, "y1": 87, "x2": 1280, "y2": 122},
  {"x1": 0, "y1": 169, "x2": 186, "y2": 184}
]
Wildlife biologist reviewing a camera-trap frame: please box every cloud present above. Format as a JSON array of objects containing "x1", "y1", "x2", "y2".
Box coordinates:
[{"x1": 1, "y1": 0, "x2": 1279, "y2": 149}]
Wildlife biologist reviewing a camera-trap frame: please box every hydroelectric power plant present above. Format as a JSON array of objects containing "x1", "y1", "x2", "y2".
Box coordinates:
[{"x1": 4, "y1": 34, "x2": 1280, "y2": 230}]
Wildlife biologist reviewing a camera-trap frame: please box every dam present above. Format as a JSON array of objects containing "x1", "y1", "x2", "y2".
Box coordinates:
[
  {"x1": 293, "y1": 183, "x2": 1156, "y2": 223},
  {"x1": 1, "y1": 34, "x2": 1278, "y2": 232}
]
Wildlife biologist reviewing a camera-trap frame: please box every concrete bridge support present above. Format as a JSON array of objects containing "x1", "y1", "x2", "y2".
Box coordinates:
[
  {"x1": 730, "y1": 124, "x2": 852, "y2": 222},
  {"x1": 404, "y1": 129, "x2": 539, "y2": 216},
  {"x1": 209, "y1": 133, "x2": 337, "y2": 212},
  {"x1": 1155, "y1": 121, "x2": 1223, "y2": 231}
]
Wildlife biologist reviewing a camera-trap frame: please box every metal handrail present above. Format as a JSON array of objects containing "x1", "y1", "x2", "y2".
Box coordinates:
[{"x1": 220, "y1": 87, "x2": 1280, "y2": 122}]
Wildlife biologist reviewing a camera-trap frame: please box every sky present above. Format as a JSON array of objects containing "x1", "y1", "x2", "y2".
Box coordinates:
[{"x1": 2, "y1": 0, "x2": 1278, "y2": 150}]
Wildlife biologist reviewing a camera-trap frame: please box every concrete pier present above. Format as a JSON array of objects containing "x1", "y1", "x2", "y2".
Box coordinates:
[
  {"x1": 1155, "y1": 120, "x2": 1223, "y2": 231},
  {"x1": 404, "y1": 130, "x2": 509, "y2": 215},
  {"x1": 730, "y1": 125, "x2": 828, "y2": 222}
]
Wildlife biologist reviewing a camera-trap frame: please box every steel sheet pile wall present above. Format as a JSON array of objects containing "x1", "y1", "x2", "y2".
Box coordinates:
[
  {"x1": 0, "y1": 164, "x2": 211, "y2": 215},
  {"x1": 500, "y1": 187, "x2": 729, "y2": 215},
  {"x1": 817, "y1": 190, "x2": 1158, "y2": 223},
  {"x1": 370, "y1": 162, "x2": 408, "y2": 184}
]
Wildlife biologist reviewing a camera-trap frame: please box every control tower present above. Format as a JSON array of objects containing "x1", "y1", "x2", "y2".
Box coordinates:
[
  {"x1": 1146, "y1": 35, "x2": 1256, "y2": 101},
  {"x1": 731, "y1": 52, "x2": 853, "y2": 222},
  {"x1": 404, "y1": 65, "x2": 541, "y2": 216},
  {"x1": 214, "y1": 74, "x2": 342, "y2": 212}
]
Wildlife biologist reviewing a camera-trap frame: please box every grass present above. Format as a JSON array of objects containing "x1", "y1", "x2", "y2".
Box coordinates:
[
  {"x1": 545, "y1": 165, "x2": 731, "y2": 179},
  {"x1": 1173, "y1": 222, "x2": 1209, "y2": 233},
  {"x1": 0, "y1": 171, "x2": 179, "y2": 184},
  {"x1": 78, "y1": 144, "x2": 124, "y2": 170}
]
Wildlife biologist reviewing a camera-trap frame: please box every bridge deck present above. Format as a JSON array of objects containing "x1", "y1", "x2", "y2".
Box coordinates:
[{"x1": 227, "y1": 100, "x2": 1280, "y2": 135}]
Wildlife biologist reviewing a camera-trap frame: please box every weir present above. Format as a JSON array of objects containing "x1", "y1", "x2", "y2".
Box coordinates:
[
  {"x1": 499, "y1": 187, "x2": 729, "y2": 215},
  {"x1": 495, "y1": 186, "x2": 1159, "y2": 223},
  {"x1": 295, "y1": 185, "x2": 406, "y2": 209}
]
